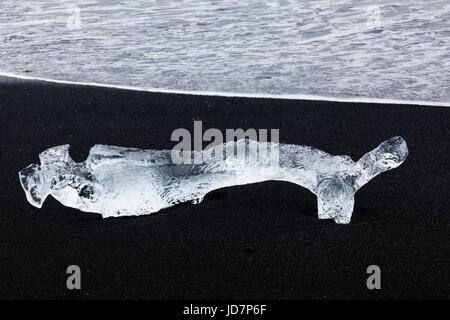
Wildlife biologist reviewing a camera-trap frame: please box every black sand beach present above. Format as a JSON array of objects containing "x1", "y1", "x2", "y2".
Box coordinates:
[{"x1": 0, "y1": 77, "x2": 449, "y2": 299}]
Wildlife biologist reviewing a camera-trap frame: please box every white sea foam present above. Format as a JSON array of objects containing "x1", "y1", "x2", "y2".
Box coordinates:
[{"x1": 0, "y1": 0, "x2": 449, "y2": 103}]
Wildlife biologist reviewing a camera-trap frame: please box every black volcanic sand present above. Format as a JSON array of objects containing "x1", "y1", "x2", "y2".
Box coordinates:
[{"x1": 0, "y1": 77, "x2": 449, "y2": 299}]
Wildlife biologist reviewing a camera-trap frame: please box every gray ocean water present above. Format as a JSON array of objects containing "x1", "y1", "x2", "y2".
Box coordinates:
[{"x1": 1, "y1": 0, "x2": 449, "y2": 102}]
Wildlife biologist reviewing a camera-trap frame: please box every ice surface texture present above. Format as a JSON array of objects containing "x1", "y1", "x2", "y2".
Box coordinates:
[{"x1": 19, "y1": 137, "x2": 408, "y2": 224}]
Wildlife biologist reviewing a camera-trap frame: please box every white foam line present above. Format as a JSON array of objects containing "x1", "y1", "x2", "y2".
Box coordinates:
[{"x1": 1, "y1": 71, "x2": 449, "y2": 107}]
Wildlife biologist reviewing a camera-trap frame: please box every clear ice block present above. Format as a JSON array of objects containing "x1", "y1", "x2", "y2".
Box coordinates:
[{"x1": 19, "y1": 137, "x2": 408, "y2": 224}]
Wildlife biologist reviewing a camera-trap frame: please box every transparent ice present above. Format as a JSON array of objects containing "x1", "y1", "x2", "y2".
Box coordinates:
[{"x1": 19, "y1": 137, "x2": 408, "y2": 224}]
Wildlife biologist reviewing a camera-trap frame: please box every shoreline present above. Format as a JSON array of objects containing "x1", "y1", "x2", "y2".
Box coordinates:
[{"x1": 1, "y1": 71, "x2": 449, "y2": 108}]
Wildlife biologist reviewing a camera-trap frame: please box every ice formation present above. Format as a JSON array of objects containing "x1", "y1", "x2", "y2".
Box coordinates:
[{"x1": 19, "y1": 137, "x2": 408, "y2": 224}]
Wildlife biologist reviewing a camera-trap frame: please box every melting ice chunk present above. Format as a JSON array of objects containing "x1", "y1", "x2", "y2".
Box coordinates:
[{"x1": 19, "y1": 137, "x2": 408, "y2": 224}]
